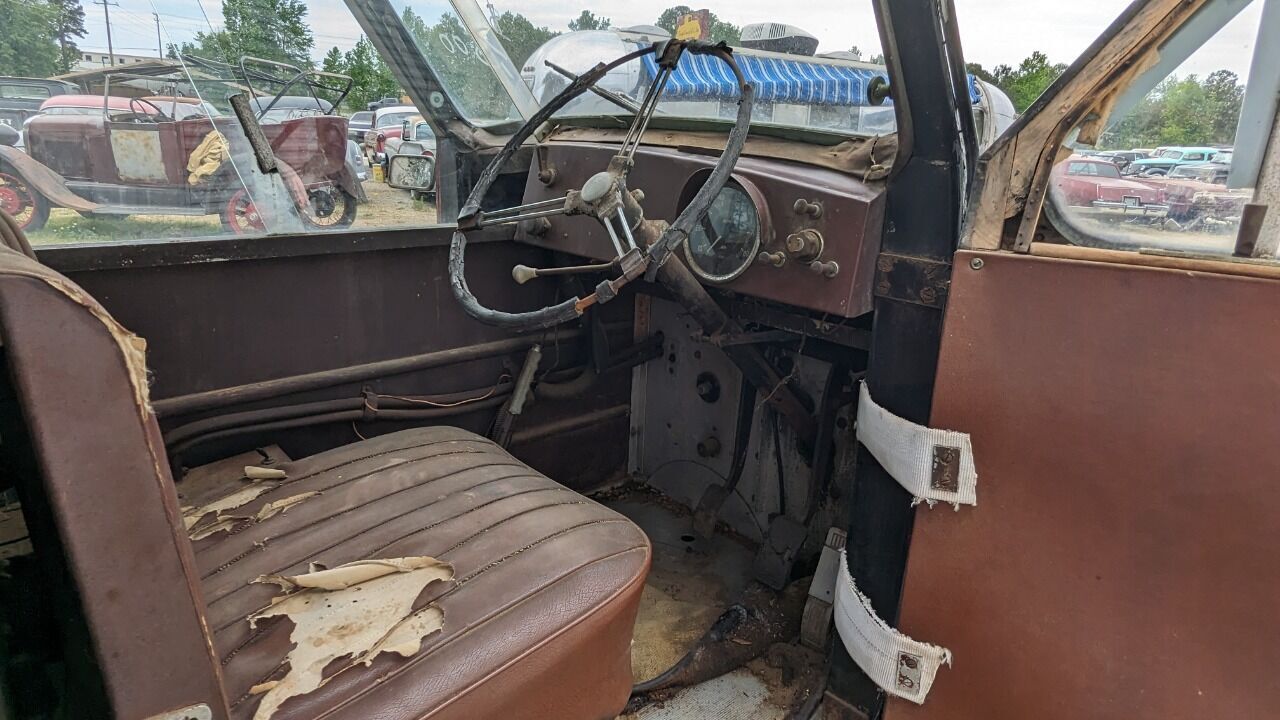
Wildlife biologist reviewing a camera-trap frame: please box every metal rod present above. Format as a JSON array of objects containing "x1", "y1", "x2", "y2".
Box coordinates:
[
  {"x1": 482, "y1": 195, "x2": 568, "y2": 217},
  {"x1": 545, "y1": 60, "x2": 641, "y2": 113},
  {"x1": 603, "y1": 215, "x2": 627, "y2": 256},
  {"x1": 153, "y1": 330, "x2": 584, "y2": 418},
  {"x1": 615, "y1": 200, "x2": 637, "y2": 250},
  {"x1": 478, "y1": 206, "x2": 568, "y2": 227},
  {"x1": 622, "y1": 67, "x2": 670, "y2": 160}
]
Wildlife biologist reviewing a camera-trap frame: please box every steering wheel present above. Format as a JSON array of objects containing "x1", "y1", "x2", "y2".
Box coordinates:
[
  {"x1": 128, "y1": 97, "x2": 170, "y2": 122},
  {"x1": 449, "y1": 40, "x2": 755, "y2": 332}
]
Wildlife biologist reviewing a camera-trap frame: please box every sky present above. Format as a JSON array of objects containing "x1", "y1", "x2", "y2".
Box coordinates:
[{"x1": 80, "y1": 0, "x2": 1264, "y2": 81}]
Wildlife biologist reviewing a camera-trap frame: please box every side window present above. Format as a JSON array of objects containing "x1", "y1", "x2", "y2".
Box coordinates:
[
  {"x1": 1, "y1": 0, "x2": 451, "y2": 246},
  {"x1": 1047, "y1": 0, "x2": 1264, "y2": 255}
]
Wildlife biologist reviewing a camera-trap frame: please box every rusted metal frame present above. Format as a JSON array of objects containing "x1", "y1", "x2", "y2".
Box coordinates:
[
  {"x1": 724, "y1": 298, "x2": 873, "y2": 350},
  {"x1": 873, "y1": 252, "x2": 951, "y2": 309},
  {"x1": 826, "y1": 0, "x2": 967, "y2": 714},
  {"x1": 38, "y1": 225, "x2": 510, "y2": 274},
  {"x1": 153, "y1": 330, "x2": 584, "y2": 418}
]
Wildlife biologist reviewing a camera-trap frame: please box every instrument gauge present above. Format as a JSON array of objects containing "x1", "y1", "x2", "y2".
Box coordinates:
[{"x1": 682, "y1": 178, "x2": 763, "y2": 284}]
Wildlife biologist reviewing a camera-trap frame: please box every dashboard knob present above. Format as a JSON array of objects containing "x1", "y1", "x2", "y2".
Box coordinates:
[
  {"x1": 512, "y1": 265, "x2": 539, "y2": 284},
  {"x1": 793, "y1": 198, "x2": 823, "y2": 218},
  {"x1": 808, "y1": 260, "x2": 840, "y2": 278},
  {"x1": 757, "y1": 251, "x2": 786, "y2": 268}
]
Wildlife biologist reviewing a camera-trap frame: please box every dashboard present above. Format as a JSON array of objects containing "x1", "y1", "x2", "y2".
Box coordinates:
[{"x1": 514, "y1": 141, "x2": 887, "y2": 318}]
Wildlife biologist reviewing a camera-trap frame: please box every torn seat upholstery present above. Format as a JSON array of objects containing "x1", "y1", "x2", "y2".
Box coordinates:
[
  {"x1": 195, "y1": 427, "x2": 651, "y2": 720},
  {"x1": 0, "y1": 248, "x2": 650, "y2": 720}
]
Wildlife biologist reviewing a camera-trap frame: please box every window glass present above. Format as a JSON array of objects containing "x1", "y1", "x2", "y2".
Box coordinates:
[
  {"x1": 0, "y1": 0, "x2": 454, "y2": 245},
  {"x1": 1047, "y1": 0, "x2": 1264, "y2": 256},
  {"x1": 0, "y1": 85, "x2": 52, "y2": 100}
]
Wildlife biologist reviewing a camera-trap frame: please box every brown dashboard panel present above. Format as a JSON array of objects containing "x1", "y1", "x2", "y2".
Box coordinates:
[{"x1": 516, "y1": 141, "x2": 886, "y2": 318}]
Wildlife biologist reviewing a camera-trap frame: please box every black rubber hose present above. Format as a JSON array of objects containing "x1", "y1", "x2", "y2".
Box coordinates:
[{"x1": 630, "y1": 604, "x2": 748, "y2": 694}]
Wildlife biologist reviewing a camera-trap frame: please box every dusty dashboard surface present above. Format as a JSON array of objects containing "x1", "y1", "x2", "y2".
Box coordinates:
[{"x1": 515, "y1": 141, "x2": 886, "y2": 318}]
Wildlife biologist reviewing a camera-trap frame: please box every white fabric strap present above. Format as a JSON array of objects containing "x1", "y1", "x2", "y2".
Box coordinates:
[
  {"x1": 834, "y1": 549, "x2": 951, "y2": 704},
  {"x1": 856, "y1": 383, "x2": 977, "y2": 507}
]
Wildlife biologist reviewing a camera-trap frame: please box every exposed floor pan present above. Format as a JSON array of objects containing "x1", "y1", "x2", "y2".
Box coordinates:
[
  {"x1": 604, "y1": 493, "x2": 756, "y2": 683},
  {"x1": 607, "y1": 491, "x2": 822, "y2": 719}
]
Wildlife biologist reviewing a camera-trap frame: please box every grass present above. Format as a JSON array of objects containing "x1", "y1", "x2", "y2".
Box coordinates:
[{"x1": 29, "y1": 209, "x2": 223, "y2": 246}]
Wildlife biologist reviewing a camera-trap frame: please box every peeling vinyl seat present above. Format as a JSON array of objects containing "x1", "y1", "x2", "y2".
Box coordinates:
[
  {"x1": 0, "y1": 248, "x2": 649, "y2": 720},
  {"x1": 195, "y1": 427, "x2": 651, "y2": 720}
]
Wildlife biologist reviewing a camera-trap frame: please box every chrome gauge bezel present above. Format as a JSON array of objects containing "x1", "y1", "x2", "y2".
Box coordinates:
[{"x1": 681, "y1": 177, "x2": 765, "y2": 284}]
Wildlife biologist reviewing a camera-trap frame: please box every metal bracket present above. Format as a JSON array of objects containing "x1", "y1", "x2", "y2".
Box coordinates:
[{"x1": 873, "y1": 252, "x2": 952, "y2": 309}]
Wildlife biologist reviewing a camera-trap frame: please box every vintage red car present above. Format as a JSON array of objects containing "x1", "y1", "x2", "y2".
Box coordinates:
[
  {"x1": 1051, "y1": 156, "x2": 1168, "y2": 218},
  {"x1": 0, "y1": 62, "x2": 362, "y2": 234}
]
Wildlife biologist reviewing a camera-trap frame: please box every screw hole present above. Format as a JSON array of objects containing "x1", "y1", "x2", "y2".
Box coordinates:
[{"x1": 680, "y1": 534, "x2": 696, "y2": 543}]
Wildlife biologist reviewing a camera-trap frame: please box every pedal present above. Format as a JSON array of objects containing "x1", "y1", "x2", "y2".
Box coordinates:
[
  {"x1": 692, "y1": 483, "x2": 730, "y2": 540},
  {"x1": 752, "y1": 514, "x2": 809, "y2": 590},
  {"x1": 800, "y1": 527, "x2": 847, "y2": 650}
]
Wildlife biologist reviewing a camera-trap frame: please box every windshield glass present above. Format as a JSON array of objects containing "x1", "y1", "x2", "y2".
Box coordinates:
[
  {"x1": 350, "y1": 111, "x2": 373, "y2": 124},
  {"x1": 377, "y1": 111, "x2": 416, "y2": 127}
]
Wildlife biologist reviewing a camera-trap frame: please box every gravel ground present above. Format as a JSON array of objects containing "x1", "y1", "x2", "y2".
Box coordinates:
[{"x1": 28, "y1": 178, "x2": 439, "y2": 246}]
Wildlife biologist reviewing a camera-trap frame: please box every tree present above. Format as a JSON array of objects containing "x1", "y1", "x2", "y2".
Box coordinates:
[
  {"x1": 990, "y1": 51, "x2": 1066, "y2": 113},
  {"x1": 492, "y1": 11, "x2": 558, "y2": 69},
  {"x1": 326, "y1": 37, "x2": 400, "y2": 112},
  {"x1": 568, "y1": 10, "x2": 610, "y2": 31},
  {"x1": 655, "y1": 6, "x2": 741, "y2": 45},
  {"x1": 403, "y1": 10, "x2": 514, "y2": 121},
  {"x1": 1100, "y1": 70, "x2": 1243, "y2": 149},
  {"x1": 49, "y1": 0, "x2": 86, "y2": 73},
  {"x1": 0, "y1": 0, "x2": 62, "y2": 77},
  {"x1": 965, "y1": 62, "x2": 997, "y2": 85},
  {"x1": 1202, "y1": 69, "x2": 1243, "y2": 142},
  {"x1": 182, "y1": 0, "x2": 314, "y2": 67}
]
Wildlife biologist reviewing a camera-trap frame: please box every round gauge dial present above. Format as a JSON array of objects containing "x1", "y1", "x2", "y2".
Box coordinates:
[{"x1": 683, "y1": 180, "x2": 762, "y2": 283}]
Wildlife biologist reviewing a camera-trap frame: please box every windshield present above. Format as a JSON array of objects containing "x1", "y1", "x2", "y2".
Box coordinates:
[
  {"x1": 351, "y1": 111, "x2": 373, "y2": 124},
  {"x1": 1160, "y1": 150, "x2": 1184, "y2": 159},
  {"x1": 377, "y1": 111, "x2": 416, "y2": 127}
]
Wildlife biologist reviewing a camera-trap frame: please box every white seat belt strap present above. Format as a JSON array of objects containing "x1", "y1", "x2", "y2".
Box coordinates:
[
  {"x1": 856, "y1": 383, "x2": 978, "y2": 508},
  {"x1": 834, "y1": 549, "x2": 951, "y2": 704}
]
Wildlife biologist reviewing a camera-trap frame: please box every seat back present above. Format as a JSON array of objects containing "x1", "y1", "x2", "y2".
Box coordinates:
[{"x1": 0, "y1": 248, "x2": 229, "y2": 718}]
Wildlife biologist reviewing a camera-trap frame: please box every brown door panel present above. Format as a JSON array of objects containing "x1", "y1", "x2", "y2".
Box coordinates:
[{"x1": 885, "y1": 249, "x2": 1280, "y2": 719}]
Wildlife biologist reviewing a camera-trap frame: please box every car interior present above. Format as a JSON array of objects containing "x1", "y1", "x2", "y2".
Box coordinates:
[{"x1": 0, "y1": 0, "x2": 1278, "y2": 719}]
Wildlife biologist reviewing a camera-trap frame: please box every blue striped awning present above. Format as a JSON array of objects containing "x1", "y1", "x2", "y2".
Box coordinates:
[{"x1": 639, "y1": 49, "x2": 982, "y2": 107}]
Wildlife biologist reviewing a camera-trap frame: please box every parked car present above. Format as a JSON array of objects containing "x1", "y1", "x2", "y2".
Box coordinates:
[
  {"x1": 363, "y1": 105, "x2": 418, "y2": 165},
  {"x1": 1141, "y1": 163, "x2": 1249, "y2": 226},
  {"x1": 1094, "y1": 150, "x2": 1150, "y2": 171},
  {"x1": 1126, "y1": 146, "x2": 1220, "y2": 176},
  {"x1": 1051, "y1": 156, "x2": 1168, "y2": 218},
  {"x1": 347, "y1": 110, "x2": 373, "y2": 143},
  {"x1": 0, "y1": 78, "x2": 78, "y2": 145},
  {"x1": 1, "y1": 72, "x2": 362, "y2": 233}
]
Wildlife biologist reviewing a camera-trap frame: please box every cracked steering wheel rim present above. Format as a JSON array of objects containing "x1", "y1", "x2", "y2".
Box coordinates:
[{"x1": 449, "y1": 41, "x2": 755, "y2": 333}]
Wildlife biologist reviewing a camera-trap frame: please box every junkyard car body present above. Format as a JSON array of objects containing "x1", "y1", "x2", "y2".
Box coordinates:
[
  {"x1": 3, "y1": 84, "x2": 361, "y2": 232},
  {"x1": 363, "y1": 105, "x2": 418, "y2": 165},
  {"x1": 1051, "y1": 156, "x2": 1168, "y2": 217},
  {"x1": 1127, "y1": 146, "x2": 1221, "y2": 175},
  {"x1": 0, "y1": 78, "x2": 78, "y2": 141}
]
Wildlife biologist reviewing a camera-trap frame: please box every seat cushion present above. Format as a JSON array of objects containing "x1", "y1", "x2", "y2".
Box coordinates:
[{"x1": 189, "y1": 426, "x2": 650, "y2": 720}]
